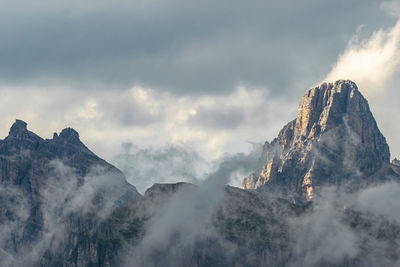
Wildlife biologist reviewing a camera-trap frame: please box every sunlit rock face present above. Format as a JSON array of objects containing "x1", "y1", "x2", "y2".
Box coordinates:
[{"x1": 243, "y1": 80, "x2": 392, "y2": 201}]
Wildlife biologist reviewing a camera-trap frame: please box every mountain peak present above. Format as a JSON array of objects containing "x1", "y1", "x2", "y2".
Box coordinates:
[
  {"x1": 53, "y1": 127, "x2": 92, "y2": 152},
  {"x1": 243, "y1": 80, "x2": 391, "y2": 201},
  {"x1": 58, "y1": 127, "x2": 80, "y2": 141},
  {"x1": 295, "y1": 80, "x2": 366, "y2": 139},
  {"x1": 9, "y1": 119, "x2": 28, "y2": 136},
  {"x1": 7, "y1": 119, "x2": 42, "y2": 142}
]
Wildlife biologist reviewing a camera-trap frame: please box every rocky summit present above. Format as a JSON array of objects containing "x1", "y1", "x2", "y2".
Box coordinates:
[
  {"x1": 242, "y1": 80, "x2": 397, "y2": 201},
  {"x1": 0, "y1": 120, "x2": 140, "y2": 266}
]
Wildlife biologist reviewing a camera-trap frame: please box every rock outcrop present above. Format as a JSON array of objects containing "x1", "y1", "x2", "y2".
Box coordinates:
[
  {"x1": 0, "y1": 119, "x2": 140, "y2": 201},
  {"x1": 0, "y1": 120, "x2": 141, "y2": 266},
  {"x1": 242, "y1": 80, "x2": 395, "y2": 201}
]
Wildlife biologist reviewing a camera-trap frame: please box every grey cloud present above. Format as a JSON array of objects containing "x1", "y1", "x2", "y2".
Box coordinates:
[
  {"x1": 123, "y1": 144, "x2": 263, "y2": 266},
  {"x1": 287, "y1": 182, "x2": 400, "y2": 266},
  {"x1": 289, "y1": 188, "x2": 358, "y2": 266},
  {"x1": 113, "y1": 144, "x2": 211, "y2": 194},
  {"x1": 100, "y1": 95, "x2": 160, "y2": 127},
  {"x1": 188, "y1": 106, "x2": 245, "y2": 129},
  {"x1": 113, "y1": 141, "x2": 264, "y2": 194},
  {"x1": 355, "y1": 182, "x2": 400, "y2": 223},
  {"x1": 0, "y1": 0, "x2": 394, "y2": 96}
]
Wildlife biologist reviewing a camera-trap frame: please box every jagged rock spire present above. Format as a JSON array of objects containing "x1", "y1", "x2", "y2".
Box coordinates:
[
  {"x1": 57, "y1": 127, "x2": 81, "y2": 143},
  {"x1": 294, "y1": 80, "x2": 389, "y2": 158},
  {"x1": 7, "y1": 119, "x2": 42, "y2": 141},
  {"x1": 242, "y1": 80, "x2": 391, "y2": 201}
]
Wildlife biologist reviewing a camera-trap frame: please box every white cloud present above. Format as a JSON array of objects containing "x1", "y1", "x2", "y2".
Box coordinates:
[
  {"x1": 355, "y1": 182, "x2": 400, "y2": 223},
  {"x1": 325, "y1": 20, "x2": 400, "y2": 98}
]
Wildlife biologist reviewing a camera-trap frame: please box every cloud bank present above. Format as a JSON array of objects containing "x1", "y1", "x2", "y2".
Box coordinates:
[
  {"x1": 0, "y1": 0, "x2": 392, "y2": 95},
  {"x1": 325, "y1": 20, "x2": 400, "y2": 98},
  {"x1": 0, "y1": 85, "x2": 296, "y2": 163}
]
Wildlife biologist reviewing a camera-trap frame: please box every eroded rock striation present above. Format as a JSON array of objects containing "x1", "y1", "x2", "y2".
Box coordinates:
[{"x1": 242, "y1": 80, "x2": 396, "y2": 201}]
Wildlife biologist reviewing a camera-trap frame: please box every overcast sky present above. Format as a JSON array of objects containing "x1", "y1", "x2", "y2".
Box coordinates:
[{"x1": 1, "y1": 0, "x2": 400, "y2": 187}]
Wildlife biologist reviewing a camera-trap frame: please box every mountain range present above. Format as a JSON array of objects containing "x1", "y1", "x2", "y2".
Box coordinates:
[{"x1": 1, "y1": 80, "x2": 400, "y2": 266}]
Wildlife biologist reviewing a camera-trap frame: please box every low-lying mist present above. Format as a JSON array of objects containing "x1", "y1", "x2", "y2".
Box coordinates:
[{"x1": 1, "y1": 140, "x2": 400, "y2": 267}]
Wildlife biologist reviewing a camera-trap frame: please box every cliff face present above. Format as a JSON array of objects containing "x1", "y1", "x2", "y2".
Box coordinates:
[
  {"x1": 242, "y1": 80, "x2": 394, "y2": 201},
  {"x1": 0, "y1": 120, "x2": 141, "y2": 266},
  {"x1": 0, "y1": 120, "x2": 141, "y2": 207}
]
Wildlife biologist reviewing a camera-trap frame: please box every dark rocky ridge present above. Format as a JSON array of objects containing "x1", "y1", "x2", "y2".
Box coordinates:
[
  {"x1": 242, "y1": 80, "x2": 398, "y2": 201},
  {"x1": 0, "y1": 120, "x2": 141, "y2": 266},
  {"x1": 0, "y1": 119, "x2": 140, "y2": 198}
]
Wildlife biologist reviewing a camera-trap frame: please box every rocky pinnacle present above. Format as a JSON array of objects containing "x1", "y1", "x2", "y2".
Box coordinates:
[{"x1": 242, "y1": 80, "x2": 391, "y2": 201}]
